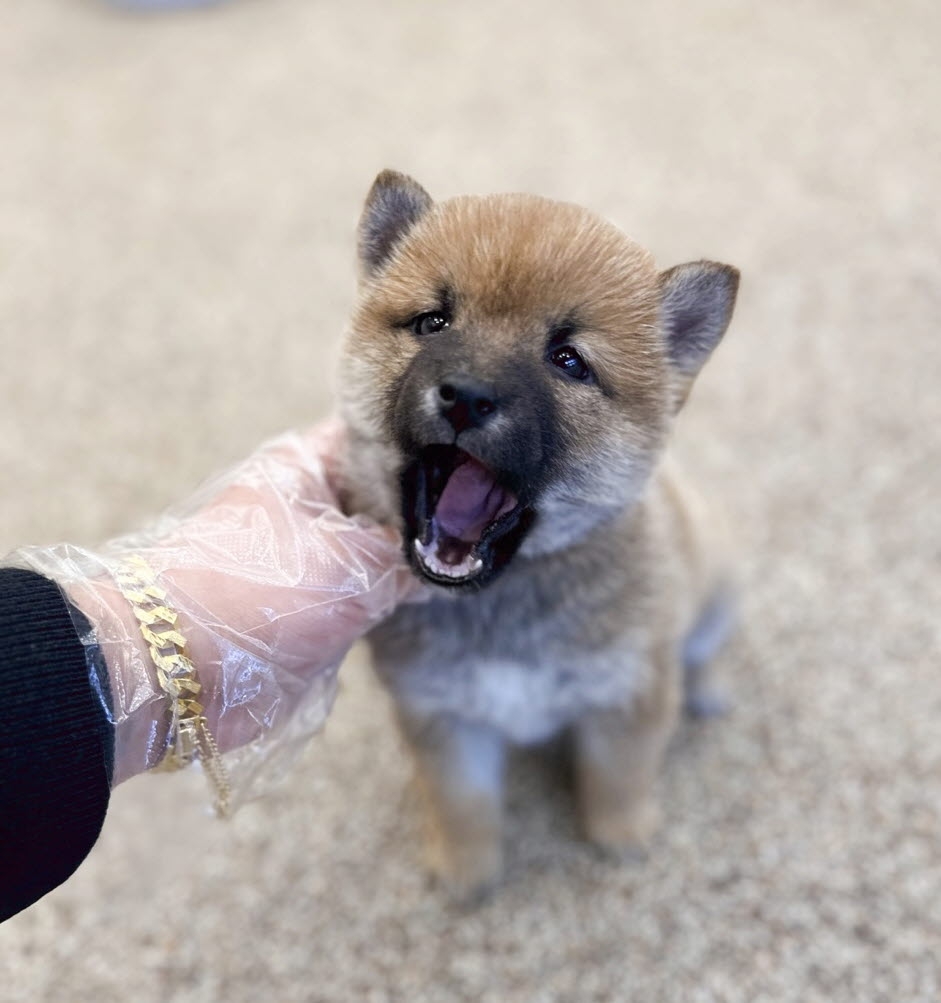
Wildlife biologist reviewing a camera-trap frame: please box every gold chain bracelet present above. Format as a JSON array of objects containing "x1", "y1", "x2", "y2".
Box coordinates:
[{"x1": 116, "y1": 555, "x2": 231, "y2": 817}]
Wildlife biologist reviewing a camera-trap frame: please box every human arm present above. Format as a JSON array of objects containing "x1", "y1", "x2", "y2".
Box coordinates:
[{"x1": 1, "y1": 420, "x2": 420, "y2": 920}]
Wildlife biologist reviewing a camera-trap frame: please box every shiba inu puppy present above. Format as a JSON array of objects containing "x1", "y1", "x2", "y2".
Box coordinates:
[{"x1": 339, "y1": 171, "x2": 739, "y2": 901}]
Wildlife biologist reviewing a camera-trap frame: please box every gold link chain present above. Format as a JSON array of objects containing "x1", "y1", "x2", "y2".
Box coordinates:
[{"x1": 116, "y1": 555, "x2": 231, "y2": 817}]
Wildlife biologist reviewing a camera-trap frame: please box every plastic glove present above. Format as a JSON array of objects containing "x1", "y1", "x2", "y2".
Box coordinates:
[{"x1": 12, "y1": 420, "x2": 422, "y2": 807}]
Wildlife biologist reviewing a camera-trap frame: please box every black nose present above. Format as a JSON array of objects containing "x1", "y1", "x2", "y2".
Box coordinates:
[{"x1": 438, "y1": 377, "x2": 498, "y2": 432}]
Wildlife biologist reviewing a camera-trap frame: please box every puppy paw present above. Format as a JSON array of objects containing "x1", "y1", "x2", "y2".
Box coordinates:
[
  {"x1": 584, "y1": 797, "x2": 661, "y2": 858},
  {"x1": 426, "y1": 838, "x2": 503, "y2": 907}
]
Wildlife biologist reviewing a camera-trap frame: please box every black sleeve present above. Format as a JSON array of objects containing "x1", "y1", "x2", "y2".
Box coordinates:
[{"x1": 0, "y1": 568, "x2": 115, "y2": 923}]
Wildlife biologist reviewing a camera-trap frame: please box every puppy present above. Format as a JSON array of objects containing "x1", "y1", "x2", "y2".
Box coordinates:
[{"x1": 339, "y1": 171, "x2": 739, "y2": 901}]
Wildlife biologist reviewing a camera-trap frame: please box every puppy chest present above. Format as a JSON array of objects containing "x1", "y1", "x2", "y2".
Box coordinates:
[
  {"x1": 376, "y1": 650, "x2": 642, "y2": 746},
  {"x1": 464, "y1": 658, "x2": 639, "y2": 744},
  {"x1": 369, "y1": 584, "x2": 648, "y2": 741}
]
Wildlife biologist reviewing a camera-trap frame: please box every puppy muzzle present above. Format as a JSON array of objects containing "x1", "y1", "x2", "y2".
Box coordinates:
[{"x1": 391, "y1": 354, "x2": 554, "y2": 588}]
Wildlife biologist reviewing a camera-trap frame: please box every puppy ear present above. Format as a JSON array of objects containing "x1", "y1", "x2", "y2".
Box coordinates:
[
  {"x1": 660, "y1": 261, "x2": 740, "y2": 378},
  {"x1": 358, "y1": 170, "x2": 433, "y2": 275}
]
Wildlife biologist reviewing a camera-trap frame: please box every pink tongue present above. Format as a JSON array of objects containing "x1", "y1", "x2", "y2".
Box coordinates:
[{"x1": 435, "y1": 458, "x2": 516, "y2": 543}]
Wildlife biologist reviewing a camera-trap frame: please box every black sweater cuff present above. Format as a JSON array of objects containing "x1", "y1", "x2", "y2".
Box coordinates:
[{"x1": 0, "y1": 568, "x2": 114, "y2": 922}]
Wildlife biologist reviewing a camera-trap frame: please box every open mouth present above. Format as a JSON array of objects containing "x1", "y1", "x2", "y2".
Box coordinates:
[{"x1": 401, "y1": 444, "x2": 535, "y2": 587}]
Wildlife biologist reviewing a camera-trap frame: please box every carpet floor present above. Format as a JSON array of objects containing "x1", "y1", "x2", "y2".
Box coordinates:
[{"x1": 1, "y1": 1, "x2": 938, "y2": 1000}]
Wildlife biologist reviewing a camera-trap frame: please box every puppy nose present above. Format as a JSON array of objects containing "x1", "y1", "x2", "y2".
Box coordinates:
[{"x1": 437, "y1": 377, "x2": 498, "y2": 432}]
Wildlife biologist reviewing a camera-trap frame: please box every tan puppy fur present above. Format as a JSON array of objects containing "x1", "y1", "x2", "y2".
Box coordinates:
[{"x1": 338, "y1": 172, "x2": 739, "y2": 901}]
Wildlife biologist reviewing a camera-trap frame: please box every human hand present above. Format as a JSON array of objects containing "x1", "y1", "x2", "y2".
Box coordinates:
[{"x1": 15, "y1": 420, "x2": 423, "y2": 800}]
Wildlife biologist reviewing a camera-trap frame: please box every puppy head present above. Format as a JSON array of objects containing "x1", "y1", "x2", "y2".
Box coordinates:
[{"x1": 340, "y1": 171, "x2": 738, "y2": 590}]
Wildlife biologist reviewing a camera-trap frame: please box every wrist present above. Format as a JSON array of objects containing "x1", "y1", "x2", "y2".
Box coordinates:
[
  {"x1": 61, "y1": 572, "x2": 168, "y2": 786},
  {"x1": 65, "y1": 562, "x2": 251, "y2": 801}
]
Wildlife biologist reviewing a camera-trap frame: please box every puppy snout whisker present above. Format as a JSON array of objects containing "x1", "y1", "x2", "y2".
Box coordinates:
[{"x1": 438, "y1": 378, "x2": 498, "y2": 432}]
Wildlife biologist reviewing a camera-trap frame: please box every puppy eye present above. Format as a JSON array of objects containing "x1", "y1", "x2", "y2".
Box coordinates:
[
  {"x1": 411, "y1": 311, "x2": 450, "y2": 337},
  {"x1": 548, "y1": 345, "x2": 592, "y2": 382}
]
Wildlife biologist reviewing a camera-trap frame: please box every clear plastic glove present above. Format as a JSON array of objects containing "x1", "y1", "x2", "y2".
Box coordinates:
[{"x1": 11, "y1": 420, "x2": 423, "y2": 808}]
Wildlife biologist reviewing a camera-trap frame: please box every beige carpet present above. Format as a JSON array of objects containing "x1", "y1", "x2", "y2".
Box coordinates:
[{"x1": 1, "y1": 1, "x2": 939, "y2": 1000}]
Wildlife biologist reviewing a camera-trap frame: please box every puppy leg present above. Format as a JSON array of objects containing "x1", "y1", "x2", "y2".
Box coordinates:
[
  {"x1": 574, "y1": 656, "x2": 681, "y2": 854},
  {"x1": 398, "y1": 711, "x2": 506, "y2": 903}
]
